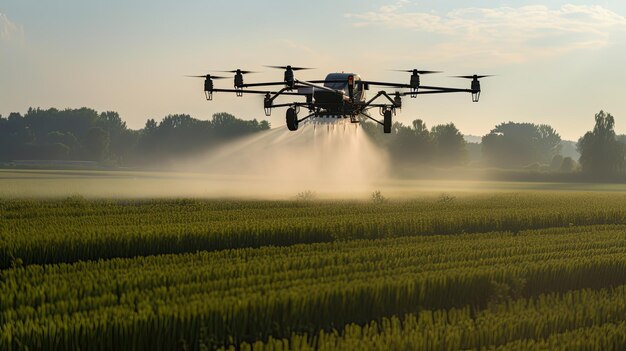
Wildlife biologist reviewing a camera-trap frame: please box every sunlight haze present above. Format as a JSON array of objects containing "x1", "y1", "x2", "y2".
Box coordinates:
[{"x1": 2, "y1": 0, "x2": 626, "y2": 139}]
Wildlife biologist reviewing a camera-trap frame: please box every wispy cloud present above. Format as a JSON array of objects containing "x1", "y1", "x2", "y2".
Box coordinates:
[
  {"x1": 346, "y1": 3, "x2": 626, "y2": 63},
  {"x1": 0, "y1": 13, "x2": 23, "y2": 43}
]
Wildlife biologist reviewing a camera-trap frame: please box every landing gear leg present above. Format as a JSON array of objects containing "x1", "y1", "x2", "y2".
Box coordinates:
[
  {"x1": 286, "y1": 107, "x2": 298, "y2": 131},
  {"x1": 383, "y1": 110, "x2": 392, "y2": 134}
]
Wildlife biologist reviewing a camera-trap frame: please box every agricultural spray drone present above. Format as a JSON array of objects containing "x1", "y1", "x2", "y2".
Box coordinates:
[{"x1": 188, "y1": 66, "x2": 491, "y2": 133}]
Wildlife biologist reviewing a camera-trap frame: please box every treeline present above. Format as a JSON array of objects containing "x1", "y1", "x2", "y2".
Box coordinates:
[
  {"x1": 362, "y1": 120, "x2": 467, "y2": 167},
  {"x1": 364, "y1": 110, "x2": 626, "y2": 179},
  {"x1": 2, "y1": 107, "x2": 625, "y2": 179},
  {"x1": 362, "y1": 120, "x2": 564, "y2": 169},
  {"x1": 0, "y1": 108, "x2": 269, "y2": 165}
]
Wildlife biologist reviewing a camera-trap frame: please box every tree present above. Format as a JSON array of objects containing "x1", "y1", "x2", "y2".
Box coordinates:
[
  {"x1": 46, "y1": 131, "x2": 80, "y2": 157},
  {"x1": 560, "y1": 157, "x2": 578, "y2": 172},
  {"x1": 96, "y1": 111, "x2": 126, "y2": 134},
  {"x1": 577, "y1": 111, "x2": 626, "y2": 177},
  {"x1": 210, "y1": 112, "x2": 270, "y2": 139},
  {"x1": 132, "y1": 112, "x2": 270, "y2": 164},
  {"x1": 0, "y1": 107, "x2": 270, "y2": 165},
  {"x1": 145, "y1": 118, "x2": 158, "y2": 132},
  {"x1": 96, "y1": 111, "x2": 135, "y2": 161},
  {"x1": 412, "y1": 119, "x2": 429, "y2": 135},
  {"x1": 482, "y1": 122, "x2": 561, "y2": 168},
  {"x1": 85, "y1": 127, "x2": 110, "y2": 161},
  {"x1": 362, "y1": 119, "x2": 466, "y2": 167},
  {"x1": 386, "y1": 120, "x2": 434, "y2": 166},
  {"x1": 47, "y1": 143, "x2": 71, "y2": 159},
  {"x1": 430, "y1": 123, "x2": 467, "y2": 166},
  {"x1": 536, "y1": 125, "x2": 562, "y2": 163},
  {"x1": 550, "y1": 154, "x2": 564, "y2": 170}
]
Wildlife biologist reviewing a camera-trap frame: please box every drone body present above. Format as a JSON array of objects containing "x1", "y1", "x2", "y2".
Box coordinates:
[{"x1": 189, "y1": 67, "x2": 489, "y2": 133}]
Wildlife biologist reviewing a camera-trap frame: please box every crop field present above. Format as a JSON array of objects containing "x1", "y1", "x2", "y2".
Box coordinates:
[{"x1": 2, "y1": 175, "x2": 626, "y2": 350}]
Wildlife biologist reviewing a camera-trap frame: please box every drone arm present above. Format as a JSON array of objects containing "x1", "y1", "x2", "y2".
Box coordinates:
[
  {"x1": 361, "y1": 81, "x2": 475, "y2": 93},
  {"x1": 398, "y1": 90, "x2": 473, "y2": 96},
  {"x1": 210, "y1": 88, "x2": 307, "y2": 96},
  {"x1": 361, "y1": 91, "x2": 396, "y2": 109},
  {"x1": 241, "y1": 82, "x2": 288, "y2": 88},
  {"x1": 269, "y1": 102, "x2": 311, "y2": 108},
  {"x1": 363, "y1": 91, "x2": 385, "y2": 106},
  {"x1": 418, "y1": 85, "x2": 474, "y2": 93},
  {"x1": 307, "y1": 79, "x2": 349, "y2": 84},
  {"x1": 360, "y1": 111, "x2": 384, "y2": 126},
  {"x1": 381, "y1": 92, "x2": 396, "y2": 105},
  {"x1": 361, "y1": 80, "x2": 411, "y2": 89},
  {"x1": 295, "y1": 80, "x2": 344, "y2": 96},
  {"x1": 267, "y1": 87, "x2": 312, "y2": 102},
  {"x1": 297, "y1": 112, "x2": 315, "y2": 123}
]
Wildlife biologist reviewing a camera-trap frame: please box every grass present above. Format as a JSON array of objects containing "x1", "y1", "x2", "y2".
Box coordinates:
[
  {"x1": 3, "y1": 225, "x2": 626, "y2": 349},
  {"x1": 2, "y1": 170, "x2": 626, "y2": 350},
  {"x1": 3, "y1": 192, "x2": 626, "y2": 268}
]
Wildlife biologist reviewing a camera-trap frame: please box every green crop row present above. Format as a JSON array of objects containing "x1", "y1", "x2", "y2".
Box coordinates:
[
  {"x1": 3, "y1": 192, "x2": 626, "y2": 268},
  {"x1": 3, "y1": 225, "x2": 626, "y2": 350},
  {"x1": 221, "y1": 285, "x2": 626, "y2": 351}
]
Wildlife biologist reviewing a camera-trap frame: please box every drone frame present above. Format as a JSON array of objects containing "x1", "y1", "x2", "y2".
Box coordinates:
[{"x1": 190, "y1": 66, "x2": 487, "y2": 133}]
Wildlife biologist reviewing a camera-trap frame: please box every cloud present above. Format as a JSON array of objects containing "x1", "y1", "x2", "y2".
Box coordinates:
[
  {"x1": 346, "y1": 3, "x2": 626, "y2": 63},
  {"x1": 0, "y1": 13, "x2": 23, "y2": 42}
]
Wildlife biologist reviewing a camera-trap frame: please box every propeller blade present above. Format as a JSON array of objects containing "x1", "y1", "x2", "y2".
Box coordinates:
[
  {"x1": 292, "y1": 67, "x2": 314, "y2": 71},
  {"x1": 392, "y1": 69, "x2": 442, "y2": 74},
  {"x1": 453, "y1": 75, "x2": 495, "y2": 79},
  {"x1": 219, "y1": 70, "x2": 259, "y2": 74},
  {"x1": 184, "y1": 75, "x2": 228, "y2": 79},
  {"x1": 265, "y1": 65, "x2": 315, "y2": 71}
]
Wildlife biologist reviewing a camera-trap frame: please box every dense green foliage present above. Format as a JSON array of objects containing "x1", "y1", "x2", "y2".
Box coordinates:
[
  {"x1": 4, "y1": 193, "x2": 626, "y2": 268},
  {"x1": 2, "y1": 193, "x2": 626, "y2": 350},
  {"x1": 0, "y1": 108, "x2": 269, "y2": 164},
  {"x1": 4, "y1": 108, "x2": 626, "y2": 175},
  {"x1": 0, "y1": 108, "x2": 133, "y2": 162},
  {"x1": 362, "y1": 111, "x2": 626, "y2": 175},
  {"x1": 482, "y1": 122, "x2": 561, "y2": 167},
  {"x1": 362, "y1": 119, "x2": 467, "y2": 167},
  {"x1": 3, "y1": 223, "x2": 626, "y2": 350},
  {"x1": 231, "y1": 285, "x2": 626, "y2": 351},
  {"x1": 578, "y1": 111, "x2": 626, "y2": 177}
]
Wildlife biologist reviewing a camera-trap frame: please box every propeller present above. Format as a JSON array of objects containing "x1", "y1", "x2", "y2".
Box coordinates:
[
  {"x1": 392, "y1": 69, "x2": 442, "y2": 74},
  {"x1": 219, "y1": 69, "x2": 259, "y2": 74},
  {"x1": 185, "y1": 74, "x2": 228, "y2": 79},
  {"x1": 453, "y1": 75, "x2": 495, "y2": 79},
  {"x1": 265, "y1": 65, "x2": 314, "y2": 71}
]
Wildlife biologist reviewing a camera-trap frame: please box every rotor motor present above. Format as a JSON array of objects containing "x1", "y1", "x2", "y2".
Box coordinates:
[
  {"x1": 410, "y1": 72, "x2": 420, "y2": 90},
  {"x1": 410, "y1": 73, "x2": 419, "y2": 97},
  {"x1": 471, "y1": 78, "x2": 480, "y2": 93},
  {"x1": 264, "y1": 93, "x2": 272, "y2": 116},
  {"x1": 284, "y1": 68, "x2": 295, "y2": 88},
  {"x1": 188, "y1": 66, "x2": 486, "y2": 133},
  {"x1": 393, "y1": 69, "x2": 441, "y2": 98},
  {"x1": 393, "y1": 92, "x2": 402, "y2": 109},
  {"x1": 204, "y1": 78, "x2": 214, "y2": 100},
  {"x1": 234, "y1": 73, "x2": 244, "y2": 88}
]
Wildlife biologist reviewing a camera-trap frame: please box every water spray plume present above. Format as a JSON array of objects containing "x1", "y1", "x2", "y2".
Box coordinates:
[{"x1": 175, "y1": 121, "x2": 390, "y2": 198}]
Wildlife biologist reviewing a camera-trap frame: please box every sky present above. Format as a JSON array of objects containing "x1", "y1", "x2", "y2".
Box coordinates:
[{"x1": 1, "y1": 0, "x2": 626, "y2": 140}]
